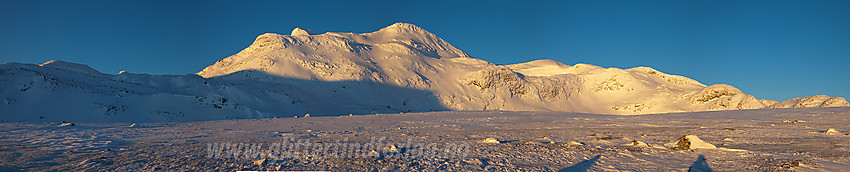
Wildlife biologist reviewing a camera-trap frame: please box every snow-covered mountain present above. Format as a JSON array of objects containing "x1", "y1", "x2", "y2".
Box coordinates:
[{"x1": 1, "y1": 23, "x2": 846, "y2": 122}]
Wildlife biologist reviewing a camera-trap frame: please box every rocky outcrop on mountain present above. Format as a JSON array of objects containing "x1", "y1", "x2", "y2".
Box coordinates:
[{"x1": 767, "y1": 95, "x2": 850, "y2": 108}]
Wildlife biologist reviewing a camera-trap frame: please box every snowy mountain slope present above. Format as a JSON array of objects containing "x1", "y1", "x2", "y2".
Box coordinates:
[
  {"x1": 759, "y1": 99, "x2": 780, "y2": 106},
  {"x1": 1, "y1": 23, "x2": 847, "y2": 122},
  {"x1": 193, "y1": 22, "x2": 794, "y2": 115},
  {"x1": 0, "y1": 61, "x2": 276, "y2": 122},
  {"x1": 767, "y1": 95, "x2": 850, "y2": 108},
  {"x1": 0, "y1": 61, "x2": 445, "y2": 122},
  {"x1": 503, "y1": 59, "x2": 574, "y2": 76}
]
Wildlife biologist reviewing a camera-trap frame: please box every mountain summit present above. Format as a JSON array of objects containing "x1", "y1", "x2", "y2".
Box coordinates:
[
  {"x1": 196, "y1": 22, "x2": 849, "y2": 114},
  {"x1": 0, "y1": 23, "x2": 846, "y2": 122},
  {"x1": 197, "y1": 22, "x2": 470, "y2": 81}
]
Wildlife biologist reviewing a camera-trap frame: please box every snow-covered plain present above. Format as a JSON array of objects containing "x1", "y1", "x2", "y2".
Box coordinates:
[{"x1": 1, "y1": 107, "x2": 849, "y2": 171}]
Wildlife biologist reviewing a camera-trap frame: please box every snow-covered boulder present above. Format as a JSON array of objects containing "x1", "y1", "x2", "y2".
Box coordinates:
[
  {"x1": 625, "y1": 140, "x2": 651, "y2": 147},
  {"x1": 824, "y1": 128, "x2": 841, "y2": 135},
  {"x1": 567, "y1": 141, "x2": 584, "y2": 146},
  {"x1": 480, "y1": 137, "x2": 500, "y2": 144}
]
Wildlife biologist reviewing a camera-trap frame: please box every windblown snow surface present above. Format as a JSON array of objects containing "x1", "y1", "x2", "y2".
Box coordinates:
[{"x1": 2, "y1": 108, "x2": 850, "y2": 171}]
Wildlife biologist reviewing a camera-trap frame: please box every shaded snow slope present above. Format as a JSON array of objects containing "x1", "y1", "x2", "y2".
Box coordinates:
[
  {"x1": 1, "y1": 23, "x2": 847, "y2": 122},
  {"x1": 0, "y1": 62, "x2": 445, "y2": 122}
]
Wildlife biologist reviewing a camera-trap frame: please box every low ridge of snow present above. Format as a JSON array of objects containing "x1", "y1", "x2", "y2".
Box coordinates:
[
  {"x1": 759, "y1": 99, "x2": 779, "y2": 106},
  {"x1": 505, "y1": 59, "x2": 573, "y2": 76},
  {"x1": 823, "y1": 97, "x2": 850, "y2": 107},
  {"x1": 39, "y1": 60, "x2": 108, "y2": 77},
  {"x1": 1, "y1": 23, "x2": 847, "y2": 122},
  {"x1": 768, "y1": 95, "x2": 850, "y2": 108}
]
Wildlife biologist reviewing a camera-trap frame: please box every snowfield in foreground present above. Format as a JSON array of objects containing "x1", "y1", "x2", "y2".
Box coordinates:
[{"x1": 1, "y1": 107, "x2": 849, "y2": 171}]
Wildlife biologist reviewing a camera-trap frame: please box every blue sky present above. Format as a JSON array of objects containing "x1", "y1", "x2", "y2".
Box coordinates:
[{"x1": 1, "y1": 0, "x2": 848, "y2": 101}]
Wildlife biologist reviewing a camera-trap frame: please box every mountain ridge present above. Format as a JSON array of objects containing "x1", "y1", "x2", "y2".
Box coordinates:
[{"x1": 1, "y1": 23, "x2": 846, "y2": 122}]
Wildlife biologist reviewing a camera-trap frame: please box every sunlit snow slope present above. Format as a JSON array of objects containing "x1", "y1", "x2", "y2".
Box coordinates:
[{"x1": 1, "y1": 23, "x2": 846, "y2": 122}]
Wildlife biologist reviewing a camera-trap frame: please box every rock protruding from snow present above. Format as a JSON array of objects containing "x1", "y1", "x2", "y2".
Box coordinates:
[
  {"x1": 822, "y1": 97, "x2": 850, "y2": 107},
  {"x1": 253, "y1": 158, "x2": 268, "y2": 166},
  {"x1": 465, "y1": 66, "x2": 526, "y2": 95},
  {"x1": 690, "y1": 84, "x2": 741, "y2": 103},
  {"x1": 688, "y1": 84, "x2": 766, "y2": 110},
  {"x1": 824, "y1": 128, "x2": 841, "y2": 135},
  {"x1": 667, "y1": 135, "x2": 716, "y2": 150},
  {"x1": 383, "y1": 144, "x2": 399, "y2": 153},
  {"x1": 626, "y1": 140, "x2": 651, "y2": 147}
]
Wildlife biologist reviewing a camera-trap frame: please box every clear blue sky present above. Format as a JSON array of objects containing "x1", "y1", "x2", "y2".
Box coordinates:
[{"x1": 1, "y1": 0, "x2": 848, "y2": 101}]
